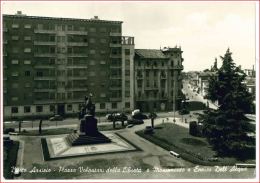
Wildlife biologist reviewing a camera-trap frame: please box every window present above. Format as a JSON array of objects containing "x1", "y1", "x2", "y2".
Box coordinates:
[
  {"x1": 125, "y1": 102, "x2": 130, "y2": 108},
  {"x1": 67, "y1": 104, "x2": 72, "y2": 111},
  {"x1": 100, "y1": 60, "x2": 106, "y2": 65},
  {"x1": 125, "y1": 59, "x2": 130, "y2": 66},
  {"x1": 125, "y1": 70, "x2": 130, "y2": 76},
  {"x1": 100, "y1": 93, "x2": 106, "y2": 98},
  {"x1": 24, "y1": 48, "x2": 31, "y2": 53},
  {"x1": 36, "y1": 71, "x2": 43, "y2": 77},
  {"x1": 67, "y1": 25, "x2": 73, "y2": 31},
  {"x1": 112, "y1": 103, "x2": 117, "y2": 109},
  {"x1": 125, "y1": 49, "x2": 130, "y2": 55},
  {"x1": 90, "y1": 27, "x2": 96, "y2": 32},
  {"x1": 12, "y1": 24, "x2": 19, "y2": 28},
  {"x1": 24, "y1": 106, "x2": 31, "y2": 113},
  {"x1": 11, "y1": 72, "x2": 19, "y2": 77},
  {"x1": 90, "y1": 60, "x2": 95, "y2": 65},
  {"x1": 24, "y1": 60, "x2": 31, "y2": 65},
  {"x1": 100, "y1": 50, "x2": 106, "y2": 54},
  {"x1": 50, "y1": 105, "x2": 55, "y2": 112},
  {"x1": 24, "y1": 36, "x2": 31, "y2": 41},
  {"x1": 36, "y1": 106, "x2": 43, "y2": 112},
  {"x1": 11, "y1": 36, "x2": 19, "y2": 40},
  {"x1": 25, "y1": 83, "x2": 31, "y2": 88},
  {"x1": 24, "y1": 24, "x2": 31, "y2": 29},
  {"x1": 90, "y1": 50, "x2": 96, "y2": 54},
  {"x1": 25, "y1": 71, "x2": 31, "y2": 76},
  {"x1": 100, "y1": 27, "x2": 107, "y2": 33},
  {"x1": 125, "y1": 90, "x2": 130, "y2": 97},
  {"x1": 100, "y1": 103, "x2": 106, "y2": 109},
  {"x1": 12, "y1": 83, "x2": 18, "y2": 88},
  {"x1": 11, "y1": 97, "x2": 18, "y2": 101},
  {"x1": 12, "y1": 60, "x2": 19, "y2": 64},
  {"x1": 89, "y1": 38, "x2": 95, "y2": 43},
  {"x1": 89, "y1": 71, "x2": 96, "y2": 76},
  {"x1": 12, "y1": 47, "x2": 19, "y2": 53},
  {"x1": 100, "y1": 38, "x2": 107, "y2": 43},
  {"x1": 11, "y1": 107, "x2": 18, "y2": 113}
]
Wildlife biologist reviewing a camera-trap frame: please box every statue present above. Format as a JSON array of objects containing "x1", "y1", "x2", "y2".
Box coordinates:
[{"x1": 67, "y1": 93, "x2": 111, "y2": 146}]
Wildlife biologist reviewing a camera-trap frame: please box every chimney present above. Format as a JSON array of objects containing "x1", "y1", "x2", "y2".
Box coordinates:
[
  {"x1": 94, "y1": 16, "x2": 99, "y2": 20},
  {"x1": 15, "y1": 11, "x2": 26, "y2": 16}
]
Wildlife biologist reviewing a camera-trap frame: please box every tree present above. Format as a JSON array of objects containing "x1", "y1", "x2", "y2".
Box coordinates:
[
  {"x1": 202, "y1": 49, "x2": 255, "y2": 159},
  {"x1": 39, "y1": 119, "x2": 43, "y2": 134},
  {"x1": 149, "y1": 112, "x2": 157, "y2": 128}
]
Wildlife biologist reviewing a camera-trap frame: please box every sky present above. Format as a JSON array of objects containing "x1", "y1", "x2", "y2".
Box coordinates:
[{"x1": 1, "y1": 1, "x2": 257, "y2": 71}]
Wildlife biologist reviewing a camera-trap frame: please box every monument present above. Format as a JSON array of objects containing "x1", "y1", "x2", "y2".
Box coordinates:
[{"x1": 66, "y1": 94, "x2": 111, "y2": 146}]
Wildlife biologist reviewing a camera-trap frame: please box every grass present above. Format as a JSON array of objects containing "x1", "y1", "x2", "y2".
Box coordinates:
[
  {"x1": 3, "y1": 141, "x2": 20, "y2": 179},
  {"x1": 98, "y1": 123, "x2": 126, "y2": 131},
  {"x1": 136, "y1": 123, "x2": 253, "y2": 166},
  {"x1": 19, "y1": 128, "x2": 75, "y2": 136}
]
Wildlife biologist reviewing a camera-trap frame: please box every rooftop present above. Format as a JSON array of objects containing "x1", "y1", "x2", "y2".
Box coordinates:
[
  {"x1": 3, "y1": 13, "x2": 123, "y2": 24},
  {"x1": 135, "y1": 49, "x2": 167, "y2": 59}
]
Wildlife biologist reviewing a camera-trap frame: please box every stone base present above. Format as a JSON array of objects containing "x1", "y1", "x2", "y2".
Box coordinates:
[{"x1": 43, "y1": 132, "x2": 137, "y2": 160}]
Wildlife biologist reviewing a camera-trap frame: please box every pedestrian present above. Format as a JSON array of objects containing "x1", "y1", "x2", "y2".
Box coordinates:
[
  {"x1": 185, "y1": 118, "x2": 187, "y2": 123},
  {"x1": 162, "y1": 119, "x2": 164, "y2": 124},
  {"x1": 173, "y1": 118, "x2": 176, "y2": 124},
  {"x1": 166, "y1": 117, "x2": 169, "y2": 122}
]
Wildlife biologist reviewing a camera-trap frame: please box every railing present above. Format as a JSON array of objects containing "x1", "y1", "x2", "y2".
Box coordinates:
[
  {"x1": 34, "y1": 76, "x2": 56, "y2": 80},
  {"x1": 34, "y1": 65, "x2": 56, "y2": 69},
  {"x1": 110, "y1": 32, "x2": 121, "y2": 36},
  {"x1": 110, "y1": 97, "x2": 121, "y2": 101},
  {"x1": 67, "y1": 65, "x2": 88, "y2": 69},
  {"x1": 34, "y1": 29, "x2": 56, "y2": 34},
  {"x1": 66, "y1": 31, "x2": 88, "y2": 35},
  {"x1": 67, "y1": 42, "x2": 88, "y2": 46},
  {"x1": 67, "y1": 53, "x2": 88, "y2": 57},
  {"x1": 34, "y1": 53, "x2": 56, "y2": 57},
  {"x1": 110, "y1": 54, "x2": 121, "y2": 58},
  {"x1": 34, "y1": 41, "x2": 56, "y2": 46},
  {"x1": 109, "y1": 86, "x2": 121, "y2": 90},
  {"x1": 34, "y1": 88, "x2": 56, "y2": 92},
  {"x1": 110, "y1": 43, "x2": 121, "y2": 47},
  {"x1": 67, "y1": 76, "x2": 88, "y2": 80}
]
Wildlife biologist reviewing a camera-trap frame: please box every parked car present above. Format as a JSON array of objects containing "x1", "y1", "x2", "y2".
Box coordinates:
[
  {"x1": 132, "y1": 112, "x2": 148, "y2": 120},
  {"x1": 49, "y1": 115, "x2": 63, "y2": 121},
  {"x1": 107, "y1": 113, "x2": 128, "y2": 122},
  {"x1": 127, "y1": 118, "x2": 144, "y2": 125}
]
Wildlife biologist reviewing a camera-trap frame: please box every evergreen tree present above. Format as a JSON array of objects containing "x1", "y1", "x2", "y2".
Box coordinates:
[{"x1": 203, "y1": 49, "x2": 255, "y2": 159}]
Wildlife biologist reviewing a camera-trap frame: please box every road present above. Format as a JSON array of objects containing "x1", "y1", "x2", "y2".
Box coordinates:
[{"x1": 182, "y1": 80, "x2": 218, "y2": 110}]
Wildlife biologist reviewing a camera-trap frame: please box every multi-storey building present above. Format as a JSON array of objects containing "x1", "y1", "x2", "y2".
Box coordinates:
[
  {"x1": 2, "y1": 11, "x2": 134, "y2": 119},
  {"x1": 134, "y1": 47, "x2": 184, "y2": 112}
]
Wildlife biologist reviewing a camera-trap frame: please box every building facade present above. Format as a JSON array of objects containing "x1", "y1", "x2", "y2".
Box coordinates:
[
  {"x1": 134, "y1": 47, "x2": 184, "y2": 112},
  {"x1": 3, "y1": 12, "x2": 134, "y2": 119}
]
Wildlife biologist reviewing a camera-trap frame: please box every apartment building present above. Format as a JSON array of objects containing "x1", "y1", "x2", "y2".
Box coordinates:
[
  {"x1": 3, "y1": 11, "x2": 134, "y2": 119},
  {"x1": 134, "y1": 47, "x2": 184, "y2": 112}
]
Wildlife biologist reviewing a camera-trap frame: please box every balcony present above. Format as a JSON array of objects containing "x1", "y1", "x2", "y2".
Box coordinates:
[
  {"x1": 144, "y1": 87, "x2": 159, "y2": 91},
  {"x1": 109, "y1": 65, "x2": 121, "y2": 69},
  {"x1": 110, "y1": 54, "x2": 121, "y2": 58},
  {"x1": 3, "y1": 40, "x2": 8, "y2": 44},
  {"x1": 34, "y1": 41, "x2": 56, "y2": 46},
  {"x1": 66, "y1": 87, "x2": 88, "y2": 91},
  {"x1": 66, "y1": 31, "x2": 88, "y2": 35},
  {"x1": 109, "y1": 86, "x2": 121, "y2": 90},
  {"x1": 34, "y1": 29, "x2": 56, "y2": 34},
  {"x1": 67, "y1": 53, "x2": 88, "y2": 58},
  {"x1": 67, "y1": 65, "x2": 88, "y2": 69},
  {"x1": 170, "y1": 65, "x2": 184, "y2": 70},
  {"x1": 110, "y1": 76, "x2": 121, "y2": 79},
  {"x1": 3, "y1": 28, "x2": 8, "y2": 32},
  {"x1": 67, "y1": 76, "x2": 87, "y2": 80},
  {"x1": 34, "y1": 88, "x2": 56, "y2": 92},
  {"x1": 122, "y1": 36, "x2": 134, "y2": 45},
  {"x1": 110, "y1": 97, "x2": 121, "y2": 102},
  {"x1": 34, "y1": 100, "x2": 56, "y2": 104},
  {"x1": 67, "y1": 42, "x2": 88, "y2": 47},
  {"x1": 34, "y1": 76, "x2": 56, "y2": 81},
  {"x1": 34, "y1": 65, "x2": 56, "y2": 69},
  {"x1": 34, "y1": 53, "x2": 56, "y2": 57},
  {"x1": 110, "y1": 43, "x2": 121, "y2": 47},
  {"x1": 110, "y1": 32, "x2": 121, "y2": 36}
]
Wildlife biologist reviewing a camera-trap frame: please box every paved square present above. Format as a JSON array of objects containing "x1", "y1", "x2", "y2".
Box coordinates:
[{"x1": 45, "y1": 132, "x2": 137, "y2": 160}]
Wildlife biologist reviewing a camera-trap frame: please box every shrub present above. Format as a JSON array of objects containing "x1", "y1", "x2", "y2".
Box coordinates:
[
  {"x1": 4, "y1": 128, "x2": 15, "y2": 134},
  {"x1": 189, "y1": 121, "x2": 198, "y2": 136}
]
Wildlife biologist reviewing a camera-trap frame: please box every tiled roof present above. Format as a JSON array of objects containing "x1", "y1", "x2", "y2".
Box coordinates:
[{"x1": 135, "y1": 49, "x2": 167, "y2": 59}]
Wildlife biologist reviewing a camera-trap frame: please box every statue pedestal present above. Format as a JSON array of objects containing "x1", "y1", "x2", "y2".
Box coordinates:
[{"x1": 66, "y1": 115, "x2": 111, "y2": 146}]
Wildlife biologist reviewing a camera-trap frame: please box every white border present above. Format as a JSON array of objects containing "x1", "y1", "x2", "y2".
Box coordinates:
[{"x1": 0, "y1": 1, "x2": 259, "y2": 182}]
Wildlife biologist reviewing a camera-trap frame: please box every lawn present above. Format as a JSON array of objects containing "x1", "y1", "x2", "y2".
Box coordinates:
[
  {"x1": 4, "y1": 141, "x2": 20, "y2": 179},
  {"x1": 136, "y1": 123, "x2": 254, "y2": 165},
  {"x1": 19, "y1": 128, "x2": 75, "y2": 136}
]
